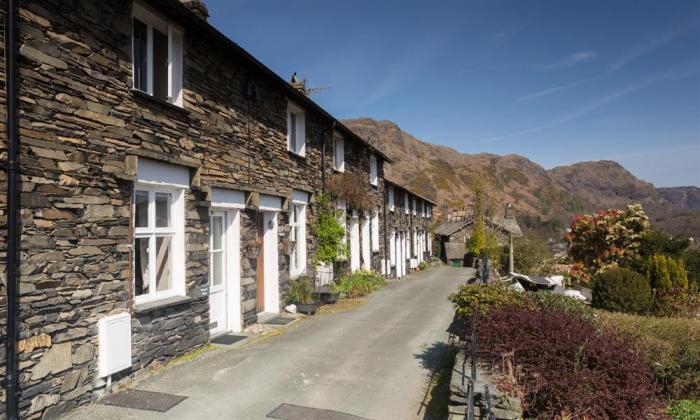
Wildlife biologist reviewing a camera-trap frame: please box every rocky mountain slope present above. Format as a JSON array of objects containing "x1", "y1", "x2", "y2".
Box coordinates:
[{"x1": 343, "y1": 118, "x2": 700, "y2": 237}]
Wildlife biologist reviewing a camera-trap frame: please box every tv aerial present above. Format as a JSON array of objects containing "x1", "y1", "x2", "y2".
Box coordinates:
[{"x1": 290, "y1": 72, "x2": 332, "y2": 96}]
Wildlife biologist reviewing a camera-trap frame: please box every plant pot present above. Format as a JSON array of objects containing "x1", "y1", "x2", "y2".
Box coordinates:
[
  {"x1": 296, "y1": 302, "x2": 321, "y2": 315},
  {"x1": 321, "y1": 292, "x2": 339, "y2": 304}
]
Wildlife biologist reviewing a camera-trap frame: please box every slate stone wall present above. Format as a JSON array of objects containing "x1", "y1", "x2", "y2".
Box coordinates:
[{"x1": 0, "y1": 0, "x2": 387, "y2": 418}]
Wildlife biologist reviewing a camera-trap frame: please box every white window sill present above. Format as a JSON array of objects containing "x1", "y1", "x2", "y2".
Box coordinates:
[
  {"x1": 288, "y1": 150, "x2": 306, "y2": 159},
  {"x1": 133, "y1": 295, "x2": 192, "y2": 315}
]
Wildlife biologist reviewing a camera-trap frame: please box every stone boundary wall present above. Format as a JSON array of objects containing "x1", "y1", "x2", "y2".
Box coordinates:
[{"x1": 448, "y1": 348, "x2": 522, "y2": 420}]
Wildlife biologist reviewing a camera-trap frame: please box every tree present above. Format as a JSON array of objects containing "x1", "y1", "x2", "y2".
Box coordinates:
[
  {"x1": 465, "y1": 175, "x2": 501, "y2": 267},
  {"x1": 566, "y1": 204, "x2": 651, "y2": 276},
  {"x1": 310, "y1": 194, "x2": 348, "y2": 264},
  {"x1": 500, "y1": 236, "x2": 553, "y2": 275}
]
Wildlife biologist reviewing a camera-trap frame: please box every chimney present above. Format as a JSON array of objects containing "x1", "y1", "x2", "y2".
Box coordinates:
[
  {"x1": 505, "y1": 203, "x2": 514, "y2": 219},
  {"x1": 179, "y1": 0, "x2": 209, "y2": 20},
  {"x1": 289, "y1": 72, "x2": 307, "y2": 95}
]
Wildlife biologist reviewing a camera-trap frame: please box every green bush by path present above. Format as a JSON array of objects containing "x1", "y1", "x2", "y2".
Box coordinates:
[
  {"x1": 666, "y1": 400, "x2": 700, "y2": 420},
  {"x1": 598, "y1": 311, "x2": 700, "y2": 401},
  {"x1": 287, "y1": 276, "x2": 316, "y2": 304},
  {"x1": 592, "y1": 267, "x2": 652, "y2": 314},
  {"x1": 647, "y1": 254, "x2": 689, "y2": 291},
  {"x1": 332, "y1": 270, "x2": 386, "y2": 298}
]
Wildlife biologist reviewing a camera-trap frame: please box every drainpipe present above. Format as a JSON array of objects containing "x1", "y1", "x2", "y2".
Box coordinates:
[
  {"x1": 4, "y1": 0, "x2": 20, "y2": 418},
  {"x1": 321, "y1": 122, "x2": 335, "y2": 194}
]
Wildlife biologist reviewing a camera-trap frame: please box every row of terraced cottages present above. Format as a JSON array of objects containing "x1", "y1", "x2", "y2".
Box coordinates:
[{"x1": 0, "y1": 0, "x2": 437, "y2": 418}]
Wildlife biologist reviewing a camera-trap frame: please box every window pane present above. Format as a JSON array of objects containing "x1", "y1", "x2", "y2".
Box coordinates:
[
  {"x1": 212, "y1": 251, "x2": 223, "y2": 286},
  {"x1": 289, "y1": 113, "x2": 297, "y2": 151},
  {"x1": 133, "y1": 19, "x2": 148, "y2": 92},
  {"x1": 212, "y1": 216, "x2": 223, "y2": 250},
  {"x1": 155, "y1": 236, "x2": 172, "y2": 292},
  {"x1": 155, "y1": 192, "x2": 171, "y2": 228},
  {"x1": 135, "y1": 190, "x2": 149, "y2": 228},
  {"x1": 134, "y1": 237, "x2": 150, "y2": 296},
  {"x1": 153, "y1": 27, "x2": 169, "y2": 101}
]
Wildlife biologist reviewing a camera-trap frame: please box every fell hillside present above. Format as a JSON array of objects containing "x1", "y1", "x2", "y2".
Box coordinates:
[{"x1": 343, "y1": 117, "x2": 700, "y2": 238}]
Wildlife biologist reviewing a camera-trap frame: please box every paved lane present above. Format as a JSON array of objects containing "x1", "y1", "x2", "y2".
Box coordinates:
[{"x1": 65, "y1": 266, "x2": 473, "y2": 420}]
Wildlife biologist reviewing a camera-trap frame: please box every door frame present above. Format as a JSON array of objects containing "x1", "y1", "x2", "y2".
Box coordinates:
[
  {"x1": 209, "y1": 209, "x2": 243, "y2": 335},
  {"x1": 261, "y1": 211, "x2": 280, "y2": 314}
]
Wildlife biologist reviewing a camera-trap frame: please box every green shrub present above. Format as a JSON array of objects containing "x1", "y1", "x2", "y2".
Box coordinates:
[
  {"x1": 310, "y1": 194, "x2": 348, "y2": 264},
  {"x1": 529, "y1": 292, "x2": 593, "y2": 319},
  {"x1": 287, "y1": 276, "x2": 316, "y2": 304},
  {"x1": 418, "y1": 261, "x2": 427, "y2": 270},
  {"x1": 647, "y1": 254, "x2": 689, "y2": 291},
  {"x1": 333, "y1": 270, "x2": 386, "y2": 298},
  {"x1": 449, "y1": 283, "x2": 528, "y2": 317},
  {"x1": 599, "y1": 311, "x2": 700, "y2": 401},
  {"x1": 499, "y1": 236, "x2": 553, "y2": 275},
  {"x1": 666, "y1": 400, "x2": 700, "y2": 420},
  {"x1": 683, "y1": 249, "x2": 700, "y2": 288},
  {"x1": 592, "y1": 267, "x2": 652, "y2": 314}
]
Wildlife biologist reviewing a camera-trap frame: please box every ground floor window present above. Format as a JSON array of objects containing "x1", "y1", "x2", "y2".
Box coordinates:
[
  {"x1": 290, "y1": 202, "x2": 307, "y2": 277},
  {"x1": 133, "y1": 185, "x2": 185, "y2": 304}
]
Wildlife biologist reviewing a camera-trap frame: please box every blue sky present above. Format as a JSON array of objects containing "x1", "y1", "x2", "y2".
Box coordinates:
[{"x1": 206, "y1": 0, "x2": 700, "y2": 187}]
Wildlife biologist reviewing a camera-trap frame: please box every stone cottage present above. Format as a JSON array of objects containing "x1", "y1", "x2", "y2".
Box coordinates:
[
  {"x1": 383, "y1": 179, "x2": 436, "y2": 279},
  {"x1": 434, "y1": 204, "x2": 522, "y2": 268},
  {"x1": 0, "y1": 0, "x2": 399, "y2": 418}
]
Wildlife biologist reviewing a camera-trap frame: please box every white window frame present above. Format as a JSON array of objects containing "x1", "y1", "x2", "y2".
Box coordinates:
[
  {"x1": 133, "y1": 184, "x2": 186, "y2": 305},
  {"x1": 287, "y1": 101, "x2": 306, "y2": 157},
  {"x1": 333, "y1": 134, "x2": 345, "y2": 172},
  {"x1": 336, "y1": 199, "x2": 347, "y2": 243},
  {"x1": 412, "y1": 198, "x2": 417, "y2": 216},
  {"x1": 404, "y1": 193, "x2": 409, "y2": 215},
  {"x1": 289, "y1": 203, "x2": 307, "y2": 278},
  {"x1": 369, "y1": 154, "x2": 378, "y2": 186},
  {"x1": 388, "y1": 186, "x2": 395, "y2": 212},
  {"x1": 132, "y1": 2, "x2": 184, "y2": 107},
  {"x1": 389, "y1": 229, "x2": 396, "y2": 267},
  {"x1": 371, "y1": 208, "x2": 380, "y2": 252}
]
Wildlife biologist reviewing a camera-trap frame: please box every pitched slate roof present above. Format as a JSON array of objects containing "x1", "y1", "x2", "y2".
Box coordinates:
[
  {"x1": 384, "y1": 178, "x2": 438, "y2": 205},
  {"x1": 433, "y1": 217, "x2": 474, "y2": 237},
  {"x1": 434, "y1": 215, "x2": 523, "y2": 238}
]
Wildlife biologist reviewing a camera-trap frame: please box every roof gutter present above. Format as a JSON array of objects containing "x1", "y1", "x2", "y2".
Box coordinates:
[{"x1": 4, "y1": 0, "x2": 20, "y2": 418}]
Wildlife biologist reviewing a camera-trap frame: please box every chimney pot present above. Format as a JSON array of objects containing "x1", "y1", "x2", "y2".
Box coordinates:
[{"x1": 179, "y1": 0, "x2": 209, "y2": 20}]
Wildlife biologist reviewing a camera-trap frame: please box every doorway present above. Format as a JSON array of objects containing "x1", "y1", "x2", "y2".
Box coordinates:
[
  {"x1": 256, "y1": 210, "x2": 280, "y2": 315},
  {"x1": 209, "y1": 210, "x2": 242, "y2": 336}
]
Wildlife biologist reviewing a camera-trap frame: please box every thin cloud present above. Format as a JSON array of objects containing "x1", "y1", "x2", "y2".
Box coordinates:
[
  {"x1": 519, "y1": 24, "x2": 695, "y2": 101},
  {"x1": 478, "y1": 66, "x2": 698, "y2": 144},
  {"x1": 538, "y1": 50, "x2": 598, "y2": 70}
]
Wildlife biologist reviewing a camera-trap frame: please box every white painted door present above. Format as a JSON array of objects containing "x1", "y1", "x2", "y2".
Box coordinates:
[
  {"x1": 209, "y1": 210, "x2": 243, "y2": 335},
  {"x1": 262, "y1": 211, "x2": 280, "y2": 314},
  {"x1": 395, "y1": 232, "x2": 402, "y2": 278},
  {"x1": 361, "y1": 213, "x2": 371, "y2": 270},
  {"x1": 209, "y1": 212, "x2": 227, "y2": 335},
  {"x1": 349, "y1": 214, "x2": 360, "y2": 271},
  {"x1": 402, "y1": 233, "x2": 408, "y2": 276}
]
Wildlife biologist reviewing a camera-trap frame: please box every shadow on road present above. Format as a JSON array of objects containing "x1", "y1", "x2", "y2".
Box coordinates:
[{"x1": 415, "y1": 341, "x2": 458, "y2": 420}]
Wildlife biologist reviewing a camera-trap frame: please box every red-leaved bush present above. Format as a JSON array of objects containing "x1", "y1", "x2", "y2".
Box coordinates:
[{"x1": 467, "y1": 306, "x2": 663, "y2": 419}]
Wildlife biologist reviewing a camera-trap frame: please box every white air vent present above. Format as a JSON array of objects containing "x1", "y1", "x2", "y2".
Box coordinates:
[{"x1": 98, "y1": 312, "x2": 132, "y2": 377}]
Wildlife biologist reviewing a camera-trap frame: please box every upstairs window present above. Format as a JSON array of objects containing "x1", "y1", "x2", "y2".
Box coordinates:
[
  {"x1": 287, "y1": 101, "x2": 306, "y2": 157},
  {"x1": 404, "y1": 193, "x2": 409, "y2": 215},
  {"x1": 132, "y1": 2, "x2": 184, "y2": 106},
  {"x1": 369, "y1": 154, "x2": 378, "y2": 186},
  {"x1": 333, "y1": 135, "x2": 345, "y2": 172},
  {"x1": 387, "y1": 186, "x2": 395, "y2": 212},
  {"x1": 412, "y1": 198, "x2": 417, "y2": 216}
]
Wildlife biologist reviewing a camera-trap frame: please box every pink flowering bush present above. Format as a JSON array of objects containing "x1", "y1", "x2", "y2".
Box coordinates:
[{"x1": 566, "y1": 204, "x2": 651, "y2": 279}]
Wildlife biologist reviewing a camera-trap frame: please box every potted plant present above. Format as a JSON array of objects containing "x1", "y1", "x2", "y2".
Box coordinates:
[{"x1": 287, "y1": 276, "x2": 320, "y2": 315}]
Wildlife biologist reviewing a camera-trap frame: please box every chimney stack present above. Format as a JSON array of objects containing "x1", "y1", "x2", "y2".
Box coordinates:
[
  {"x1": 289, "y1": 72, "x2": 307, "y2": 95},
  {"x1": 179, "y1": 0, "x2": 209, "y2": 20}
]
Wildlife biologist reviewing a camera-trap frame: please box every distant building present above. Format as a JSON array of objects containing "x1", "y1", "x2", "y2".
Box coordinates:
[{"x1": 434, "y1": 204, "x2": 522, "y2": 268}]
